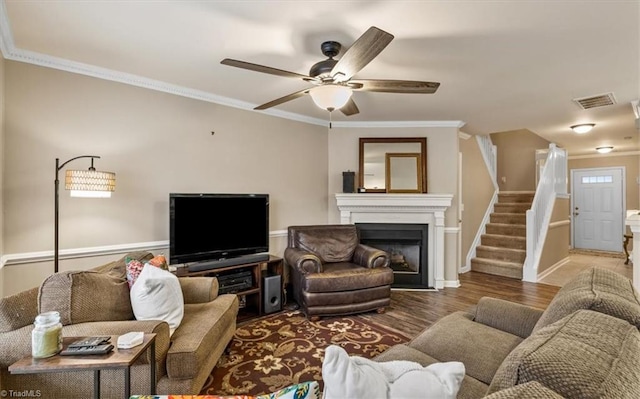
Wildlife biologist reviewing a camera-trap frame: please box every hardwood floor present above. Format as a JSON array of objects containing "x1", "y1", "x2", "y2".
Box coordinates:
[{"x1": 360, "y1": 271, "x2": 561, "y2": 338}]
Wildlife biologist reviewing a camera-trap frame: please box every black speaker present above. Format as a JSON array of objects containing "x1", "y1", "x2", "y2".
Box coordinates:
[
  {"x1": 263, "y1": 274, "x2": 282, "y2": 314},
  {"x1": 342, "y1": 171, "x2": 356, "y2": 193}
]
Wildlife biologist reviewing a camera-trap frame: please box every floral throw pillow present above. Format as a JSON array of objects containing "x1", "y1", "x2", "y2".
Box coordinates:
[
  {"x1": 126, "y1": 258, "x2": 146, "y2": 289},
  {"x1": 126, "y1": 254, "x2": 169, "y2": 289},
  {"x1": 128, "y1": 381, "x2": 320, "y2": 398},
  {"x1": 257, "y1": 381, "x2": 320, "y2": 399}
]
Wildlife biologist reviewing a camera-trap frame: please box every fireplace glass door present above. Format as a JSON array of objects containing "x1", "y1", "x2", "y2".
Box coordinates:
[{"x1": 356, "y1": 223, "x2": 429, "y2": 289}]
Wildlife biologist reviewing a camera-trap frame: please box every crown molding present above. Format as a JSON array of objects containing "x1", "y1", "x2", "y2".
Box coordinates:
[
  {"x1": 0, "y1": 0, "x2": 13, "y2": 56},
  {"x1": 568, "y1": 150, "x2": 640, "y2": 160},
  {"x1": 0, "y1": 2, "x2": 464, "y2": 130},
  {"x1": 330, "y1": 120, "x2": 465, "y2": 129}
]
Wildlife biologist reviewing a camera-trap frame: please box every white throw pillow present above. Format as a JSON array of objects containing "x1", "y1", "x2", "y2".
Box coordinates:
[
  {"x1": 322, "y1": 345, "x2": 465, "y2": 399},
  {"x1": 129, "y1": 263, "x2": 184, "y2": 335}
]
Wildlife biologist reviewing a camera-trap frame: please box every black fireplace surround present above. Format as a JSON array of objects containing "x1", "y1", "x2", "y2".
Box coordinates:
[{"x1": 356, "y1": 223, "x2": 429, "y2": 289}]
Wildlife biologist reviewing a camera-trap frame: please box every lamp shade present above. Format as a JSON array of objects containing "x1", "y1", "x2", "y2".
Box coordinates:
[
  {"x1": 65, "y1": 169, "x2": 116, "y2": 198},
  {"x1": 570, "y1": 123, "x2": 595, "y2": 134},
  {"x1": 309, "y1": 85, "x2": 353, "y2": 111}
]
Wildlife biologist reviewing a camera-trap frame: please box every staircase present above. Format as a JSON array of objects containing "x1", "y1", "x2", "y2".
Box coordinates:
[{"x1": 471, "y1": 192, "x2": 534, "y2": 279}]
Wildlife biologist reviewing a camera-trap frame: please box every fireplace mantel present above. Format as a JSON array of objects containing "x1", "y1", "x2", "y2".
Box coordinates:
[{"x1": 335, "y1": 193, "x2": 453, "y2": 289}]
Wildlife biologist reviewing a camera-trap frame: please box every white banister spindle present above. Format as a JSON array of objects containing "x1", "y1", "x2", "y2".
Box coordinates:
[
  {"x1": 476, "y1": 135, "x2": 498, "y2": 188},
  {"x1": 523, "y1": 143, "x2": 567, "y2": 282}
]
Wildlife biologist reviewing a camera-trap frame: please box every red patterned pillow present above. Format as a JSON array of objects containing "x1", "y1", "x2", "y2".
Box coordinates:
[
  {"x1": 126, "y1": 254, "x2": 171, "y2": 288},
  {"x1": 125, "y1": 258, "x2": 146, "y2": 289}
]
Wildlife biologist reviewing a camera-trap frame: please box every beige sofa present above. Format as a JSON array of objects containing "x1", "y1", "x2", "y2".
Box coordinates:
[
  {"x1": 375, "y1": 267, "x2": 640, "y2": 398},
  {"x1": 0, "y1": 251, "x2": 239, "y2": 398}
]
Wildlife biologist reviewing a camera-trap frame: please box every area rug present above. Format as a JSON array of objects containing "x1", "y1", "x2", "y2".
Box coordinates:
[{"x1": 199, "y1": 310, "x2": 411, "y2": 396}]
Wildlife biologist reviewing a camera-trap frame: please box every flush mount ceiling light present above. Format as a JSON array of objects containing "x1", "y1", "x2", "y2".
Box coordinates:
[
  {"x1": 309, "y1": 85, "x2": 353, "y2": 112},
  {"x1": 596, "y1": 146, "x2": 613, "y2": 154},
  {"x1": 570, "y1": 123, "x2": 595, "y2": 134}
]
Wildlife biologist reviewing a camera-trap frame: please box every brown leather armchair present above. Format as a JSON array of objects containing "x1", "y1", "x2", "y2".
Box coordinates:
[{"x1": 285, "y1": 224, "x2": 394, "y2": 320}]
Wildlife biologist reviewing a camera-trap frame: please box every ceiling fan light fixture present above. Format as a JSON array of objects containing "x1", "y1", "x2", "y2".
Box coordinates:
[
  {"x1": 309, "y1": 85, "x2": 353, "y2": 111},
  {"x1": 596, "y1": 146, "x2": 613, "y2": 154},
  {"x1": 570, "y1": 123, "x2": 595, "y2": 134}
]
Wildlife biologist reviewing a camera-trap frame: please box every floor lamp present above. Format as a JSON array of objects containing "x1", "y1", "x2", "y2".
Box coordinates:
[{"x1": 55, "y1": 155, "x2": 116, "y2": 273}]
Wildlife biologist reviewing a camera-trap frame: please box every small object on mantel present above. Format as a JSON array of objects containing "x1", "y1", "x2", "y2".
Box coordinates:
[{"x1": 342, "y1": 171, "x2": 356, "y2": 193}]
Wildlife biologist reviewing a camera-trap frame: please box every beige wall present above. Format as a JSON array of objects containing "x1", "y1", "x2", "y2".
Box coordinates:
[
  {"x1": 459, "y1": 135, "x2": 495, "y2": 268},
  {"x1": 538, "y1": 197, "x2": 571, "y2": 274},
  {"x1": 3, "y1": 61, "x2": 328, "y2": 294},
  {"x1": 491, "y1": 129, "x2": 551, "y2": 191},
  {"x1": 0, "y1": 55, "x2": 4, "y2": 298},
  {"x1": 568, "y1": 154, "x2": 640, "y2": 213},
  {"x1": 327, "y1": 126, "x2": 461, "y2": 284}
]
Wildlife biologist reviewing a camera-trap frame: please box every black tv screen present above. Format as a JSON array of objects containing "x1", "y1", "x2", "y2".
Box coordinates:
[{"x1": 169, "y1": 193, "x2": 269, "y2": 265}]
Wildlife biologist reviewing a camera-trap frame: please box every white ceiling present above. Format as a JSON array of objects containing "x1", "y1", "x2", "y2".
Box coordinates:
[{"x1": 2, "y1": 1, "x2": 639, "y2": 156}]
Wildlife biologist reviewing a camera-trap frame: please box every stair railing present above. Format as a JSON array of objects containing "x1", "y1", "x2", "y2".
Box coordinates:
[
  {"x1": 523, "y1": 143, "x2": 567, "y2": 282},
  {"x1": 464, "y1": 135, "x2": 499, "y2": 272},
  {"x1": 476, "y1": 135, "x2": 498, "y2": 190}
]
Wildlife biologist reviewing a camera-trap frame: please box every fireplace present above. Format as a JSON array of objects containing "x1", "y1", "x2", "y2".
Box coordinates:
[
  {"x1": 357, "y1": 223, "x2": 429, "y2": 289},
  {"x1": 335, "y1": 193, "x2": 453, "y2": 289}
]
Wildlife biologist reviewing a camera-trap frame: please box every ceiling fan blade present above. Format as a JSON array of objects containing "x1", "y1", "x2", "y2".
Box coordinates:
[
  {"x1": 221, "y1": 58, "x2": 313, "y2": 80},
  {"x1": 340, "y1": 98, "x2": 360, "y2": 116},
  {"x1": 350, "y1": 79, "x2": 440, "y2": 94},
  {"x1": 254, "y1": 88, "x2": 310, "y2": 111},
  {"x1": 330, "y1": 26, "x2": 394, "y2": 82}
]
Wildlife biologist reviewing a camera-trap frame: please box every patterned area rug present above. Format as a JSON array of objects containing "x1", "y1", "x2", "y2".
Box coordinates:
[{"x1": 199, "y1": 310, "x2": 411, "y2": 396}]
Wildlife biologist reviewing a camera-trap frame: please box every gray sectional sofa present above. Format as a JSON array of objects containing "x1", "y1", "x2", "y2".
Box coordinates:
[{"x1": 375, "y1": 267, "x2": 640, "y2": 398}]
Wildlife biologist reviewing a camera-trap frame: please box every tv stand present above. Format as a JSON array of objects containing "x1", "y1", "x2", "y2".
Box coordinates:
[
  {"x1": 187, "y1": 253, "x2": 270, "y2": 273},
  {"x1": 175, "y1": 255, "x2": 283, "y2": 321}
]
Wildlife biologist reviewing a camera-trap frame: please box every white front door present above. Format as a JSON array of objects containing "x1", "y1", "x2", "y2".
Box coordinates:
[{"x1": 572, "y1": 167, "x2": 625, "y2": 252}]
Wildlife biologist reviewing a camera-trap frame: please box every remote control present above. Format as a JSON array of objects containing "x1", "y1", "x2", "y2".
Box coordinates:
[
  {"x1": 68, "y1": 336, "x2": 111, "y2": 348},
  {"x1": 60, "y1": 344, "x2": 114, "y2": 356}
]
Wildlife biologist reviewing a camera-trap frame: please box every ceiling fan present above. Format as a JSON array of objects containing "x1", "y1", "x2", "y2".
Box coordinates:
[{"x1": 221, "y1": 26, "x2": 440, "y2": 116}]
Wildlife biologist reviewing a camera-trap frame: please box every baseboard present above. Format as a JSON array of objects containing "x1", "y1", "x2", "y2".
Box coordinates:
[
  {"x1": 443, "y1": 279, "x2": 461, "y2": 288},
  {"x1": 536, "y1": 256, "x2": 571, "y2": 281}
]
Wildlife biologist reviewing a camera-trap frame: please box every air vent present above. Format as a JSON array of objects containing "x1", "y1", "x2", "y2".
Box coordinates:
[{"x1": 573, "y1": 92, "x2": 617, "y2": 109}]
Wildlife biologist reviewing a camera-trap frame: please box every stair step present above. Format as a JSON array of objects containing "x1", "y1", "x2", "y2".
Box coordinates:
[
  {"x1": 471, "y1": 257, "x2": 524, "y2": 279},
  {"x1": 494, "y1": 203, "x2": 531, "y2": 213},
  {"x1": 481, "y1": 234, "x2": 526, "y2": 250},
  {"x1": 486, "y1": 223, "x2": 526, "y2": 237},
  {"x1": 490, "y1": 213, "x2": 526, "y2": 224},
  {"x1": 498, "y1": 192, "x2": 535, "y2": 203},
  {"x1": 470, "y1": 191, "x2": 533, "y2": 281},
  {"x1": 476, "y1": 245, "x2": 526, "y2": 263}
]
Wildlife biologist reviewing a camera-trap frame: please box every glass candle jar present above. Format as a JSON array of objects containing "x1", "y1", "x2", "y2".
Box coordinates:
[{"x1": 31, "y1": 311, "x2": 62, "y2": 358}]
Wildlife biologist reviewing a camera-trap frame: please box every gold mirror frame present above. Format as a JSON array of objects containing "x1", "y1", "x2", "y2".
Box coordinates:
[
  {"x1": 385, "y1": 153, "x2": 423, "y2": 193},
  {"x1": 359, "y1": 137, "x2": 427, "y2": 193}
]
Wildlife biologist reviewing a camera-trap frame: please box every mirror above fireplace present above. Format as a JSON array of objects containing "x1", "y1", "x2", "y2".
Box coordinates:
[{"x1": 359, "y1": 137, "x2": 427, "y2": 193}]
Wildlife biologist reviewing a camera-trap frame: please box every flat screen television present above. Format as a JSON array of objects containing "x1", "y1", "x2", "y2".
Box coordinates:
[{"x1": 169, "y1": 193, "x2": 269, "y2": 267}]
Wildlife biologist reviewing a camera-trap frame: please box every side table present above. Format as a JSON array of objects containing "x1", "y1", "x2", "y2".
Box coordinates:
[{"x1": 9, "y1": 333, "x2": 156, "y2": 399}]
